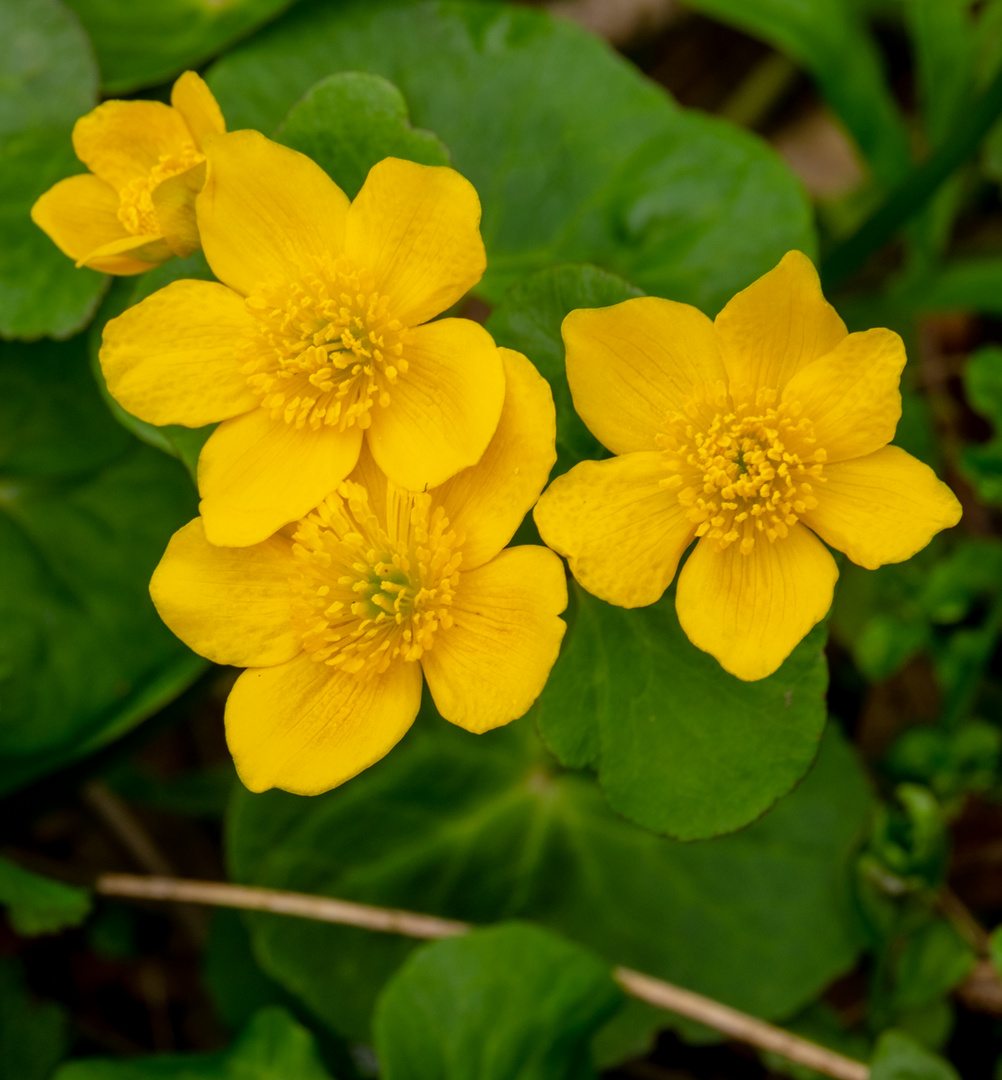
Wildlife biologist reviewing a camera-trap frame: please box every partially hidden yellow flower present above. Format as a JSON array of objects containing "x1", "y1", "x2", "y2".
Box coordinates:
[
  {"x1": 534, "y1": 251, "x2": 962, "y2": 681},
  {"x1": 149, "y1": 348, "x2": 566, "y2": 794},
  {"x1": 99, "y1": 131, "x2": 505, "y2": 548},
  {"x1": 30, "y1": 71, "x2": 224, "y2": 275}
]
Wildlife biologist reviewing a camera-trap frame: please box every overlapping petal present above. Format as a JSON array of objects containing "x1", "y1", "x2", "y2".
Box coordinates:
[
  {"x1": 435, "y1": 348, "x2": 555, "y2": 570},
  {"x1": 676, "y1": 523, "x2": 838, "y2": 681},
  {"x1": 782, "y1": 328, "x2": 905, "y2": 462},
  {"x1": 534, "y1": 453, "x2": 694, "y2": 608},
  {"x1": 171, "y1": 71, "x2": 226, "y2": 148},
  {"x1": 30, "y1": 174, "x2": 159, "y2": 275},
  {"x1": 100, "y1": 279, "x2": 258, "y2": 426},
  {"x1": 715, "y1": 250, "x2": 847, "y2": 393},
  {"x1": 365, "y1": 317, "x2": 505, "y2": 491},
  {"x1": 564, "y1": 297, "x2": 725, "y2": 455},
  {"x1": 197, "y1": 409, "x2": 363, "y2": 547},
  {"x1": 803, "y1": 446, "x2": 963, "y2": 570},
  {"x1": 344, "y1": 157, "x2": 486, "y2": 327},
  {"x1": 150, "y1": 519, "x2": 300, "y2": 669},
  {"x1": 197, "y1": 130, "x2": 351, "y2": 296},
  {"x1": 225, "y1": 653, "x2": 423, "y2": 795},
  {"x1": 422, "y1": 546, "x2": 567, "y2": 733},
  {"x1": 73, "y1": 100, "x2": 192, "y2": 191},
  {"x1": 152, "y1": 161, "x2": 207, "y2": 257}
]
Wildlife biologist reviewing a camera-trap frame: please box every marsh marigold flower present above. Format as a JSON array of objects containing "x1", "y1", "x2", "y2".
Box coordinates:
[
  {"x1": 149, "y1": 349, "x2": 566, "y2": 794},
  {"x1": 534, "y1": 252, "x2": 962, "y2": 681},
  {"x1": 31, "y1": 71, "x2": 224, "y2": 274},
  {"x1": 99, "y1": 131, "x2": 505, "y2": 547}
]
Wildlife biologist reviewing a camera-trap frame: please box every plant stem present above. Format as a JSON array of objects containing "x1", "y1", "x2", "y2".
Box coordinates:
[
  {"x1": 822, "y1": 63, "x2": 1002, "y2": 290},
  {"x1": 96, "y1": 872, "x2": 869, "y2": 1080}
]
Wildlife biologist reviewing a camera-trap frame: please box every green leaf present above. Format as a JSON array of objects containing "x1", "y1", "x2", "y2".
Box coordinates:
[
  {"x1": 276, "y1": 72, "x2": 450, "y2": 199},
  {"x1": 961, "y1": 345, "x2": 1002, "y2": 503},
  {"x1": 0, "y1": 129, "x2": 108, "y2": 342},
  {"x1": 0, "y1": 0, "x2": 107, "y2": 340},
  {"x1": 486, "y1": 264, "x2": 642, "y2": 479},
  {"x1": 902, "y1": 258, "x2": 1002, "y2": 317},
  {"x1": 205, "y1": 909, "x2": 296, "y2": 1034},
  {"x1": 89, "y1": 253, "x2": 218, "y2": 479},
  {"x1": 61, "y1": 0, "x2": 295, "y2": 93},
  {"x1": 0, "y1": 958, "x2": 69, "y2": 1080},
  {"x1": 207, "y1": 0, "x2": 814, "y2": 312},
  {"x1": 0, "y1": 335, "x2": 205, "y2": 794},
  {"x1": 537, "y1": 584, "x2": 830, "y2": 839},
  {"x1": 869, "y1": 1030, "x2": 960, "y2": 1080},
  {"x1": 0, "y1": 855, "x2": 91, "y2": 935},
  {"x1": 890, "y1": 919, "x2": 975, "y2": 1013},
  {"x1": 682, "y1": 0, "x2": 910, "y2": 186},
  {"x1": 53, "y1": 1006, "x2": 335, "y2": 1080},
  {"x1": 0, "y1": 0, "x2": 97, "y2": 141},
  {"x1": 900, "y1": 0, "x2": 976, "y2": 267},
  {"x1": 227, "y1": 710, "x2": 871, "y2": 1052},
  {"x1": 374, "y1": 923, "x2": 622, "y2": 1080}
]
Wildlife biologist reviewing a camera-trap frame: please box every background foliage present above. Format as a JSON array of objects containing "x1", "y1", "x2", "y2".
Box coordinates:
[{"x1": 5, "y1": 0, "x2": 1002, "y2": 1078}]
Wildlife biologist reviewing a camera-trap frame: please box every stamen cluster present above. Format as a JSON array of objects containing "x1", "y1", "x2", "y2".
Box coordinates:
[
  {"x1": 241, "y1": 257, "x2": 410, "y2": 433},
  {"x1": 659, "y1": 383, "x2": 826, "y2": 554},
  {"x1": 291, "y1": 481, "x2": 462, "y2": 678},
  {"x1": 117, "y1": 144, "x2": 204, "y2": 236}
]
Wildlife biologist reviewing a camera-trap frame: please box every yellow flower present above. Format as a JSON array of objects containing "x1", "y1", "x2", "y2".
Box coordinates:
[
  {"x1": 534, "y1": 252, "x2": 962, "y2": 681},
  {"x1": 99, "y1": 131, "x2": 505, "y2": 548},
  {"x1": 149, "y1": 349, "x2": 566, "y2": 794},
  {"x1": 30, "y1": 71, "x2": 224, "y2": 275}
]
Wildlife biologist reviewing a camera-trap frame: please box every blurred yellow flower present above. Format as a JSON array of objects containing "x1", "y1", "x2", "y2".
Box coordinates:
[
  {"x1": 534, "y1": 251, "x2": 962, "y2": 681},
  {"x1": 150, "y1": 349, "x2": 565, "y2": 794},
  {"x1": 30, "y1": 71, "x2": 224, "y2": 275},
  {"x1": 100, "y1": 131, "x2": 505, "y2": 547}
]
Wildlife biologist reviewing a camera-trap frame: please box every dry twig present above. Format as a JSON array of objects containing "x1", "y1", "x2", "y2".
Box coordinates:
[{"x1": 96, "y1": 873, "x2": 869, "y2": 1080}]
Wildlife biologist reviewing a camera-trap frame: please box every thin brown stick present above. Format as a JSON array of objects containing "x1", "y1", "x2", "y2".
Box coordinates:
[
  {"x1": 613, "y1": 968, "x2": 868, "y2": 1080},
  {"x1": 96, "y1": 873, "x2": 870, "y2": 1080},
  {"x1": 83, "y1": 783, "x2": 207, "y2": 944},
  {"x1": 97, "y1": 873, "x2": 470, "y2": 939}
]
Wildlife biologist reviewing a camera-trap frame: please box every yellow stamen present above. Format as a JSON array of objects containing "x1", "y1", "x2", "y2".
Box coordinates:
[
  {"x1": 290, "y1": 481, "x2": 461, "y2": 678},
  {"x1": 116, "y1": 143, "x2": 204, "y2": 236},
  {"x1": 658, "y1": 382, "x2": 826, "y2": 554},
  {"x1": 240, "y1": 257, "x2": 411, "y2": 434}
]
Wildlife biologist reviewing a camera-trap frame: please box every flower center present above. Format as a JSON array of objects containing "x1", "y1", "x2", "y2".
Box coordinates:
[
  {"x1": 240, "y1": 258, "x2": 411, "y2": 434},
  {"x1": 291, "y1": 481, "x2": 461, "y2": 677},
  {"x1": 116, "y1": 144, "x2": 204, "y2": 236},
  {"x1": 659, "y1": 382, "x2": 826, "y2": 554}
]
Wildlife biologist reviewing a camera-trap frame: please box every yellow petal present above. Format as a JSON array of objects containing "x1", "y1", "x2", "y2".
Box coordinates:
[
  {"x1": 563, "y1": 297, "x2": 725, "y2": 455},
  {"x1": 803, "y1": 446, "x2": 962, "y2": 570},
  {"x1": 80, "y1": 232, "x2": 173, "y2": 271},
  {"x1": 782, "y1": 328, "x2": 905, "y2": 462},
  {"x1": 171, "y1": 71, "x2": 226, "y2": 149},
  {"x1": 152, "y1": 160, "x2": 206, "y2": 257},
  {"x1": 343, "y1": 157, "x2": 486, "y2": 327},
  {"x1": 714, "y1": 251, "x2": 847, "y2": 393},
  {"x1": 422, "y1": 546, "x2": 567, "y2": 733},
  {"x1": 225, "y1": 653, "x2": 423, "y2": 795},
  {"x1": 30, "y1": 173, "x2": 157, "y2": 275},
  {"x1": 197, "y1": 129, "x2": 350, "y2": 297},
  {"x1": 366, "y1": 317, "x2": 505, "y2": 491},
  {"x1": 434, "y1": 348, "x2": 556, "y2": 570},
  {"x1": 150, "y1": 518, "x2": 300, "y2": 668},
  {"x1": 73, "y1": 100, "x2": 192, "y2": 191},
  {"x1": 534, "y1": 452, "x2": 695, "y2": 607},
  {"x1": 198, "y1": 407, "x2": 364, "y2": 547},
  {"x1": 100, "y1": 279, "x2": 259, "y2": 427},
  {"x1": 675, "y1": 525, "x2": 838, "y2": 681}
]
